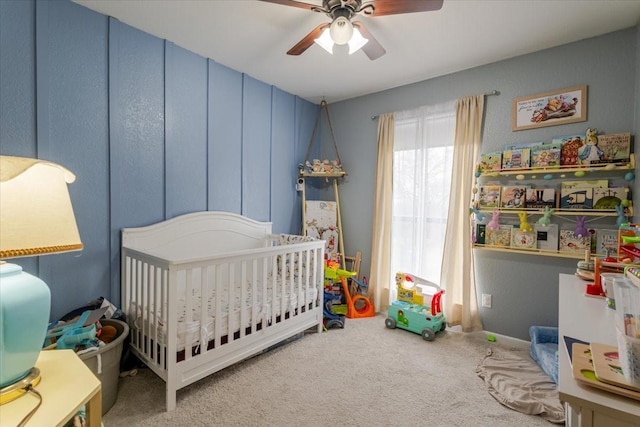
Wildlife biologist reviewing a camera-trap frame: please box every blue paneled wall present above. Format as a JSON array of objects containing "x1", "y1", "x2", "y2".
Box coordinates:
[{"x1": 0, "y1": 0, "x2": 318, "y2": 320}]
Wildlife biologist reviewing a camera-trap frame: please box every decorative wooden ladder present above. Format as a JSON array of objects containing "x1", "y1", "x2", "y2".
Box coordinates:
[{"x1": 298, "y1": 100, "x2": 347, "y2": 269}]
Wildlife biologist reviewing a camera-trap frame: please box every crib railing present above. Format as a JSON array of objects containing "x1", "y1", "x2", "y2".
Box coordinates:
[{"x1": 121, "y1": 239, "x2": 324, "y2": 376}]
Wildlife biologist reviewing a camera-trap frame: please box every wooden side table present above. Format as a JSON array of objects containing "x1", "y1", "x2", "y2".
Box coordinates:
[{"x1": 1, "y1": 349, "x2": 101, "y2": 427}]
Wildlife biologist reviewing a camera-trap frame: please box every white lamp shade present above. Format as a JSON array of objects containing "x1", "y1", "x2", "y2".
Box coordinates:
[
  {"x1": 329, "y1": 16, "x2": 353, "y2": 45},
  {"x1": 314, "y1": 28, "x2": 334, "y2": 54},
  {"x1": 0, "y1": 156, "x2": 83, "y2": 259},
  {"x1": 348, "y1": 27, "x2": 369, "y2": 54},
  {"x1": 0, "y1": 156, "x2": 82, "y2": 394},
  {"x1": 315, "y1": 19, "x2": 368, "y2": 56}
]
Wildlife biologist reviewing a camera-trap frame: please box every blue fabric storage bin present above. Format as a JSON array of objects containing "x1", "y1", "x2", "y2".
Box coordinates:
[{"x1": 529, "y1": 325, "x2": 558, "y2": 384}]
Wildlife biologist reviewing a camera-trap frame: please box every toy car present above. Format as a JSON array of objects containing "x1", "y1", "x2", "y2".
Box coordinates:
[
  {"x1": 385, "y1": 300, "x2": 446, "y2": 341},
  {"x1": 384, "y1": 272, "x2": 446, "y2": 341}
]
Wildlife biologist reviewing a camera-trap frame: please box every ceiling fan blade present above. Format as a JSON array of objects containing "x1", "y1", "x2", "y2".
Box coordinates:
[
  {"x1": 361, "y1": 0, "x2": 444, "y2": 16},
  {"x1": 258, "y1": 0, "x2": 318, "y2": 11},
  {"x1": 352, "y1": 21, "x2": 385, "y2": 60},
  {"x1": 287, "y1": 23, "x2": 331, "y2": 56}
]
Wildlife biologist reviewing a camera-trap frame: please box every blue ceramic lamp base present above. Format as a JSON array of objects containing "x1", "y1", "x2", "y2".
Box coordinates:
[{"x1": 0, "y1": 262, "x2": 50, "y2": 403}]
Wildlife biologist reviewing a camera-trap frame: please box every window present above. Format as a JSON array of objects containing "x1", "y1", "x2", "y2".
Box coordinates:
[{"x1": 391, "y1": 101, "x2": 456, "y2": 297}]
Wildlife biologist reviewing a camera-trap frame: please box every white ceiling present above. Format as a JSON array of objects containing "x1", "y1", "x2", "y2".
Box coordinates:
[{"x1": 74, "y1": 0, "x2": 640, "y2": 104}]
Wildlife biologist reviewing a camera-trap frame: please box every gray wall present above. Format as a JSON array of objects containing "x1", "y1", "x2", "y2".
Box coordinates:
[
  {"x1": 328, "y1": 27, "x2": 639, "y2": 340},
  {"x1": 0, "y1": 0, "x2": 319, "y2": 321}
]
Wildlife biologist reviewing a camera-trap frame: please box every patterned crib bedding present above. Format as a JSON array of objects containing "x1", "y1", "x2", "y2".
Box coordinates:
[
  {"x1": 131, "y1": 234, "x2": 320, "y2": 352},
  {"x1": 132, "y1": 280, "x2": 318, "y2": 352}
]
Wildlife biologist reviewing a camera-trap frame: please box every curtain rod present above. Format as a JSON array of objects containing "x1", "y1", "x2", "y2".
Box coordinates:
[{"x1": 370, "y1": 90, "x2": 500, "y2": 120}]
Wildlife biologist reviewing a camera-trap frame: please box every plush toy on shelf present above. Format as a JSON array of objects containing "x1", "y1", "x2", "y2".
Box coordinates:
[
  {"x1": 487, "y1": 210, "x2": 500, "y2": 231},
  {"x1": 574, "y1": 216, "x2": 588, "y2": 237},
  {"x1": 518, "y1": 211, "x2": 533, "y2": 232},
  {"x1": 537, "y1": 206, "x2": 554, "y2": 226}
]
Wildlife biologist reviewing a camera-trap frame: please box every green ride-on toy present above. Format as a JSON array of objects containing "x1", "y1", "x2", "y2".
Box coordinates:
[{"x1": 385, "y1": 272, "x2": 446, "y2": 341}]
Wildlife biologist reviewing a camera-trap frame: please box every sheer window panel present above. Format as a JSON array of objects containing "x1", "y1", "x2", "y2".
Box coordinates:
[{"x1": 391, "y1": 101, "x2": 456, "y2": 299}]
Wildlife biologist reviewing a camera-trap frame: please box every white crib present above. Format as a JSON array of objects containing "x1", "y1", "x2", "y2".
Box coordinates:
[{"x1": 121, "y1": 211, "x2": 325, "y2": 411}]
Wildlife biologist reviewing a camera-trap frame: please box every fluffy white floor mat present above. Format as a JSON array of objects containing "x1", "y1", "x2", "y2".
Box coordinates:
[{"x1": 476, "y1": 348, "x2": 565, "y2": 424}]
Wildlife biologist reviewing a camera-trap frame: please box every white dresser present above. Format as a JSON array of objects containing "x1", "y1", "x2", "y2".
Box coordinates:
[{"x1": 558, "y1": 273, "x2": 640, "y2": 426}]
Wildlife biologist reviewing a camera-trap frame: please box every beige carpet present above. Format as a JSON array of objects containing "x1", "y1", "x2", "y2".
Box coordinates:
[{"x1": 104, "y1": 315, "x2": 560, "y2": 426}]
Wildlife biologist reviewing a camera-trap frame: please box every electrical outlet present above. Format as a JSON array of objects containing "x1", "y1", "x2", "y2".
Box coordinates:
[{"x1": 482, "y1": 294, "x2": 492, "y2": 308}]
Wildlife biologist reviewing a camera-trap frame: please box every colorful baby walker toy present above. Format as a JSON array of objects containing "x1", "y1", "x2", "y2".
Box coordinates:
[{"x1": 385, "y1": 272, "x2": 446, "y2": 341}]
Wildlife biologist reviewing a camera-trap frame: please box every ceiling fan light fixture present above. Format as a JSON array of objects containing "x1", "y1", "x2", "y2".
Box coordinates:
[
  {"x1": 329, "y1": 16, "x2": 353, "y2": 45},
  {"x1": 314, "y1": 28, "x2": 334, "y2": 54},
  {"x1": 348, "y1": 27, "x2": 368, "y2": 54}
]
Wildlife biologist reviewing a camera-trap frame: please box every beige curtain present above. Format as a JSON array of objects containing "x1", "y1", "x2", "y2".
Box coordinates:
[
  {"x1": 369, "y1": 113, "x2": 394, "y2": 312},
  {"x1": 441, "y1": 95, "x2": 484, "y2": 331}
]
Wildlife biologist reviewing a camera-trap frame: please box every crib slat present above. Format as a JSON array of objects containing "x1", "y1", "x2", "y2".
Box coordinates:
[
  {"x1": 214, "y1": 265, "x2": 222, "y2": 349},
  {"x1": 159, "y1": 266, "x2": 167, "y2": 369},
  {"x1": 199, "y1": 266, "x2": 209, "y2": 356},
  {"x1": 150, "y1": 264, "x2": 158, "y2": 364},
  {"x1": 141, "y1": 261, "x2": 150, "y2": 361},
  {"x1": 262, "y1": 257, "x2": 269, "y2": 327},
  {"x1": 272, "y1": 255, "x2": 279, "y2": 324},
  {"x1": 240, "y1": 261, "x2": 247, "y2": 339},
  {"x1": 228, "y1": 263, "x2": 235, "y2": 342},
  {"x1": 251, "y1": 258, "x2": 258, "y2": 332}
]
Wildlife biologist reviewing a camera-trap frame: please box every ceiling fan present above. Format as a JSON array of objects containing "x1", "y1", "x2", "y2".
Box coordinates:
[{"x1": 259, "y1": 0, "x2": 444, "y2": 60}]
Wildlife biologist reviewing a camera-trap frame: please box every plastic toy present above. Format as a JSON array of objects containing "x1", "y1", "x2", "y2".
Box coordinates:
[
  {"x1": 55, "y1": 324, "x2": 97, "y2": 350},
  {"x1": 325, "y1": 259, "x2": 374, "y2": 319},
  {"x1": 344, "y1": 276, "x2": 375, "y2": 318},
  {"x1": 323, "y1": 290, "x2": 345, "y2": 329},
  {"x1": 323, "y1": 261, "x2": 346, "y2": 329},
  {"x1": 44, "y1": 308, "x2": 105, "y2": 350},
  {"x1": 618, "y1": 224, "x2": 640, "y2": 262},
  {"x1": 385, "y1": 272, "x2": 446, "y2": 341}
]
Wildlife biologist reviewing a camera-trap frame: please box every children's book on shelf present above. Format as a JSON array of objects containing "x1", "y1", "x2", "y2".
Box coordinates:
[
  {"x1": 593, "y1": 187, "x2": 628, "y2": 210},
  {"x1": 594, "y1": 132, "x2": 631, "y2": 164},
  {"x1": 560, "y1": 188, "x2": 593, "y2": 209},
  {"x1": 504, "y1": 141, "x2": 543, "y2": 151},
  {"x1": 478, "y1": 185, "x2": 501, "y2": 208},
  {"x1": 500, "y1": 186, "x2": 527, "y2": 209},
  {"x1": 479, "y1": 152, "x2": 502, "y2": 172},
  {"x1": 596, "y1": 228, "x2": 619, "y2": 257},
  {"x1": 534, "y1": 224, "x2": 559, "y2": 251},
  {"x1": 501, "y1": 147, "x2": 531, "y2": 170},
  {"x1": 475, "y1": 224, "x2": 486, "y2": 244},
  {"x1": 587, "y1": 227, "x2": 597, "y2": 254},
  {"x1": 553, "y1": 134, "x2": 585, "y2": 166},
  {"x1": 485, "y1": 224, "x2": 513, "y2": 247},
  {"x1": 561, "y1": 179, "x2": 608, "y2": 189},
  {"x1": 525, "y1": 188, "x2": 556, "y2": 209},
  {"x1": 559, "y1": 229, "x2": 591, "y2": 253},
  {"x1": 531, "y1": 143, "x2": 562, "y2": 168},
  {"x1": 510, "y1": 228, "x2": 537, "y2": 249}
]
